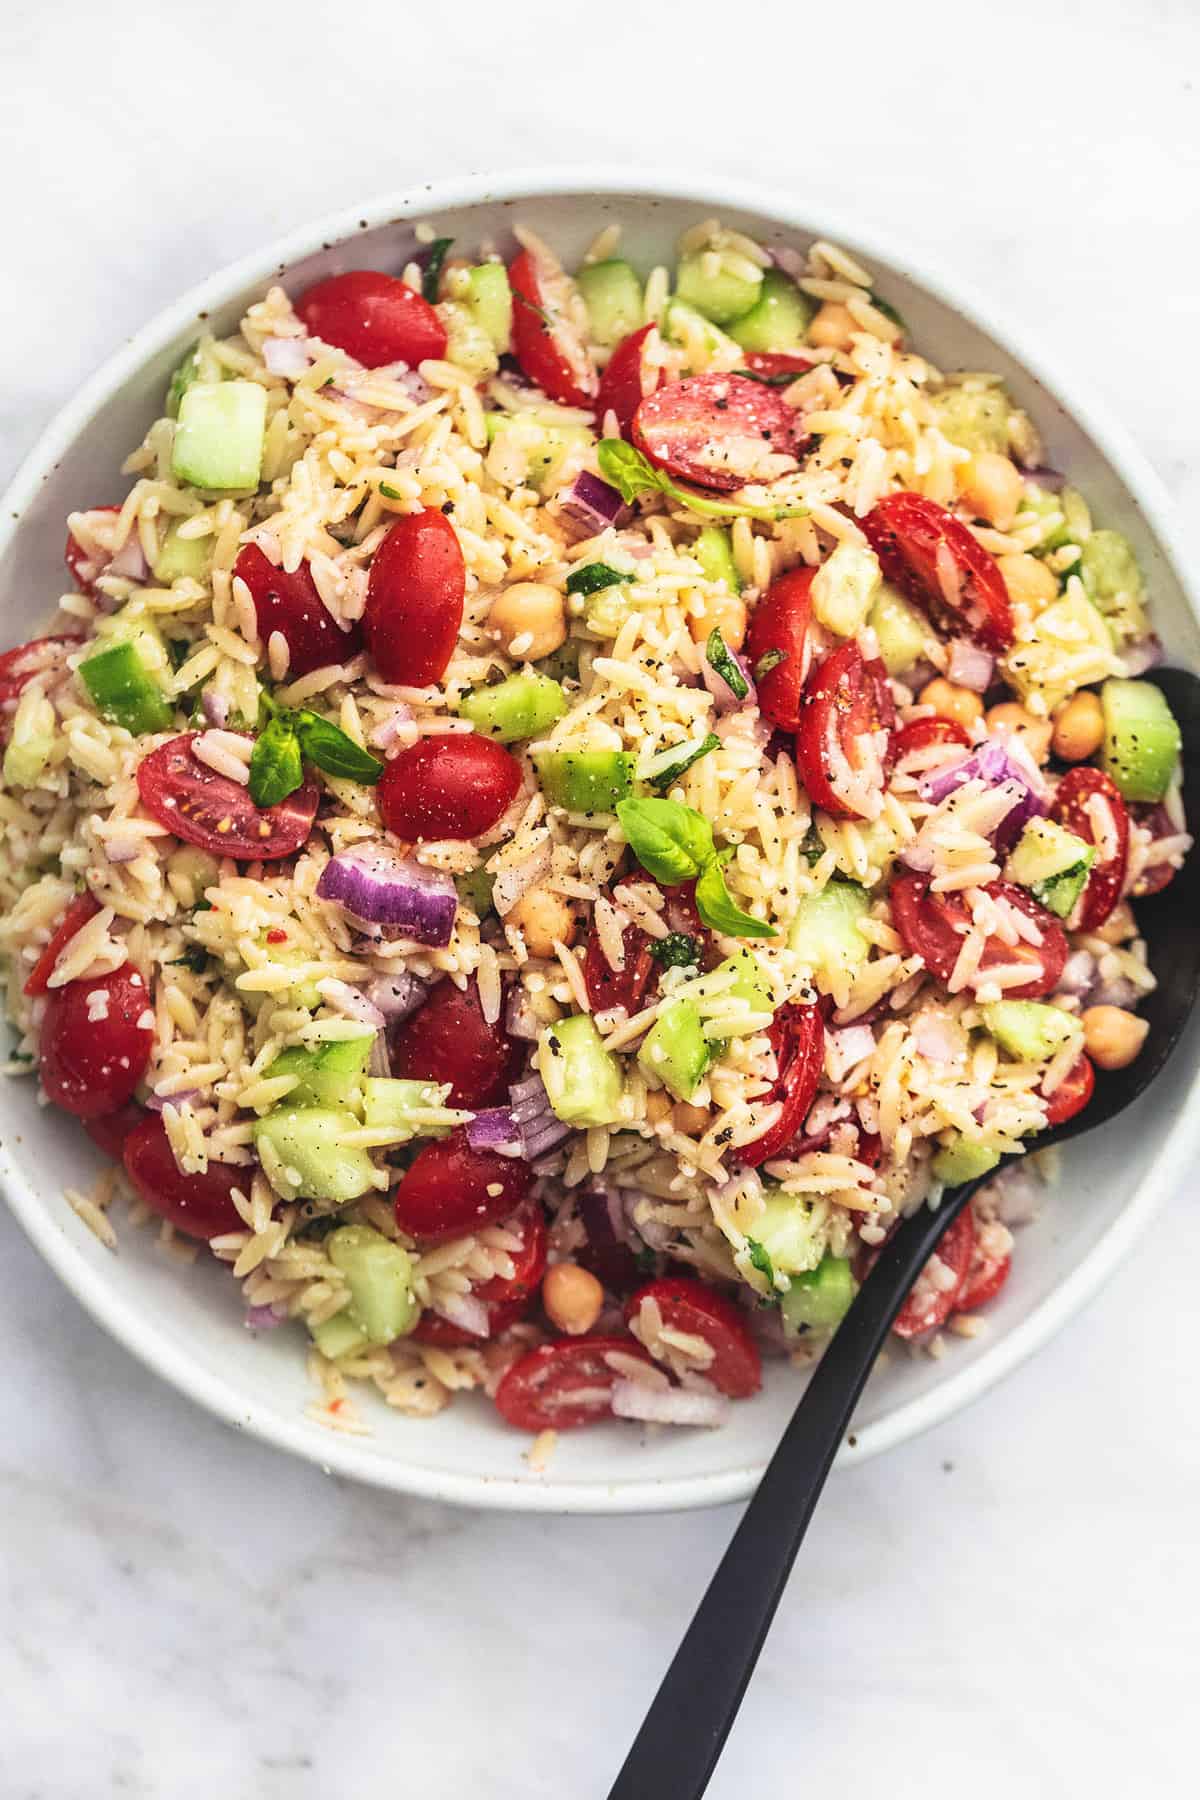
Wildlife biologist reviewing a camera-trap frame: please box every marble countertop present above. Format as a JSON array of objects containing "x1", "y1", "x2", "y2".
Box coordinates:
[{"x1": 2, "y1": 1, "x2": 1199, "y2": 1793}]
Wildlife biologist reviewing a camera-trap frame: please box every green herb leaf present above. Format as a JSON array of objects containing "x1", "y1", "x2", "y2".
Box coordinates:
[
  {"x1": 869, "y1": 293, "x2": 907, "y2": 331},
  {"x1": 736, "y1": 367, "x2": 806, "y2": 388},
  {"x1": 422, "y1": 237, "x2": 454, "y2": 303},
  {"x1": 616, "y1": 796, "x2": 714, "y2": 886},
  {"x1": 694, "y1": 850, "x2": 776, "y2": 939},
  {"x1": 706, "y1": 628, "x2": 749, "y2": 700},
  {"x1": 379, "y1": 482, "x2": 403, "y2": 501},
  {"x1": 513, "y1": 287, "x2": 553, "y2": 329},
  {"x1": 166, "y1": 347, "x2": 199, "y2": 419},
  {"x1": 635, "y1": 1245, "x2": 658, "y2": 1274},
  {"x1": 597, "y1": 437, "x2": 808, "y2": 525},
  {"x1": 753, "y1": 647, "x2": 787, "y2": 680},
  {"x1": 647, "y1": 932, "x2": 700, "y2": 969},
  {"x1": 295, "y1": 712, "x2": 384, "y2": 785},
  {"x1": 248, "y1": 715, "x2": 304, "y2": 808},
  {"x1": 746, "y1": 1237, "x2": 776, "y2": 1286},
  {"x1": 565, "y1": 562, "x2": 632, "y2": 598},
  {"x1": 649, "y1": 732, "x2": 722, "y2": 792},
  {"x1": 166, "y1": 638, "x2": 192, "y2": 672},
  {"x1": 169, "y1": 942, "x2": 210, "y2": 974}
]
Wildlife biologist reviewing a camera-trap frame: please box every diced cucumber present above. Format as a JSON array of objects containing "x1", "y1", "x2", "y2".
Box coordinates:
[
  {"x1": 576, "y1": 260, "x2": 643, "y2": 348},
  {"x1": 1079, "y1": 529, "x2": 1142, "y2": 611},
  {"x1": 464, "y1": 263, "x2": 513, "y2": 353},
  {"x1": 459, "y1": 673, "x2": 568, "y2": 742},
  {"x1": 1017, "y1": 484, "x2": 1089, "y2": 555},
  {"x1": 1004, "y1": 590, "x2": 1114, "y2": 711},
  {"x1": 662, "y1": 299, "x2": 742, "y2": 367},
  {"x1": 982, "y1": 1000, "x2": 1083, "y2": 1064},
  {"x1": 165, "y1": 346, "x2": 201, "y2": 420},
  {"x1": 537, "y1": 1014, "x2": 624, "y2": 1126},
  {"x1": 360, "y1": 1076, "x2": 458, "y2": 1137},
  {"x1": 811, "y1": 543, "x2": 881, "y2": 639},
  {"x1": 534, "y1": 748, "x2": 635, "y2": 815},
  {"x1": 789, "y1": 880, "x2": 872, "y2": 986},
  {"x1": 438, "y1": 300, "x2": 499, "y2": 379},
  {"x1": 171, "y1": 379, "x2": 267, "y2": 491},
  {"x1": 748, "y1": 1190, "x2": 825, "y2": 1276},
  {"x1": 326, "y1": 1225, "x2": 419, "y2": 1345},
  {"x1": 704, "y1": 949, "x2": 774, "y2": 1038},
  {"x1": 869, "y1": 583, "x2": 928, "y2": 677},
  {"x1": 455, "y1": 865, "x2": 496, "y2": 917},
  {"x1": 152, "y1": 523, "x2": 213, "y2": 586},
  {"x1": 2, "y1": 685, "x2": 55, "y2": 789},
  {"x1": 252, "y1": 1105, "x2": 377, "y2": 1202},
  {"x1": 934, "y1": 384, "x2": 1010, "y2": 456},
  {"x1": 237, "y1": 936, "x2": 323, "y2": 1015},
  {"x1": 675, "y1": 251, "x2": 762, "y2": 326},
  {"x1": 79, "y1": 641, "x2": 174, "y2": 735},
  {"x1": 1006, "y1": 817, "x2": 1095, "y2": 919},
  {"x1": 692, "y1": 525, "x2": 741, "y2": 594},
  {"x1": 637, "y1": 997, "x2": 710, "y2": 1102},
  {"x1": 1100, "y1": 677, "x2": 1182, "y2": 803},
  {"x1": 931, "y1": 1139, "x2": 1001, "y2": 1185},
  {"x1": 310, "y1": 1306, "x2": 370, "y2": 1360},
  {"x1": 486, "y1": 414, "x2": 594, "y2": 496},
  {"x1": 780, "y1": 1253, "x2": 857, "y2": 1335},
  {"x1": 728, "y1": 269, "x2": 814, "y2": 353},
  {"x1": 267, "y1": 1030, "x2": 375, "y2": 1109},
  {"x1": 536, "y1": 637, "x2": 582, "y2": 687}
]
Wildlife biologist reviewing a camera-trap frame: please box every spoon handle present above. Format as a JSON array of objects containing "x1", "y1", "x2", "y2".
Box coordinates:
[{"x1": 605, "y1": 1173, "x2": 989, "y2": 1800}]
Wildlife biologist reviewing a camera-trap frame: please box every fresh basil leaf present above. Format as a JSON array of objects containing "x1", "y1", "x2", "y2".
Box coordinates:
[
  {"x1": 706, "y1": 628, "x2": 749, "y2": 701},
  {"x1": 649, "y1": 732, "x2": 722, "y2": 792},
  {"x1": 295, "y1": 712, "x2": 384, "y2": 785},
  {"x1": 565, "y1": 562, "x2": 632, "y2": 598},
  {"x1": 746, "y1": 1237, "x2": 776, "y2": 1285},
  {"x1": 422, "y1": 237, "x2": 453, "y2": 303},
  {"x1": 248, "y1": 715, "x2": 304, "y2": 808},
  {"x1": 647, "y1": 932, "x2": 700, "y2": 969},
  {"x1": 169, "y1": 942, "x2": 210, "y2": 974},
  {"x1": 616, "y1": 796, "x2": 714, "y2": 885},
  {"x1": 597, "y1": 439, "x2": 664, "y2": 505},
  {"x1": 694, "y1": 850, "x2": 776, "y2": 939},
  {"x1": 753, "y1": 647, "x2": 787, "y2": 680},
  {"x1": 166, "y1": 638, "x2": 192, "y2": 672}
]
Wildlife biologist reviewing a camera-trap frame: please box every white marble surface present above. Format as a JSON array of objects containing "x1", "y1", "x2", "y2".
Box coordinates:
[{"x1": 2, "y1": 2, "x2": 1199, "y2": 1793}]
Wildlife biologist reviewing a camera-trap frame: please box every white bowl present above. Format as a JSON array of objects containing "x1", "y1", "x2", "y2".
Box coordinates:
[{"x1": 3, "y1": 170, "x2": 1199, "y2": 1513}]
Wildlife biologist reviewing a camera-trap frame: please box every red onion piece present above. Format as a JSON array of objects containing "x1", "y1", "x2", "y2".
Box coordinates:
[
  {"x1": 946, "y1": 638, "x2": 994, "y2": 693},
  {"x1": 365, "y1": 970, "x2": 427, "y2": 1022},
  {"x1": 560, "y1": 470, "x2": 626, "y2": 534},
  {"x1": 702, "y1": 645, "x2": 756, "y2": 716},
  {"x1": 146, "y1": 1088, "x2": 201, "y2": 1113},
  {"x1": 434, "y1": 1292, "x2": 491, "y2": 1339},
  {"x1": 505, "y1": 984, "x2": 540, "y2": 1041},
  {"x1": 465, "y1": 1106, "x2": 522, "y2": 1155},
  {"x1": 245, "y1": 1303, "x2": 287, "y2": 1330},
  {"x1": 921, "y1": 738, "x2": 1047, "y2": 812},
  {"x1": 1025, "y1": 467, "x2": 1066, "y2": 493},
  {"x1": 317, "y1": 845, "x2": 457, "y2": 947},
  {"x1": 825, "y1": 1024, "x2": 876, "y2": 1082},
  {"x1": 262, "y1": 336, "x2": 315, "y2": 378},
  {"x1": 579, "y1": 1184, "x2": 629, "y2": 1250},
  {"x1": 610, "y1": 1378, "x2": 730, "y2": 1427},
  {"x1": 106, "y1": 536, "x2": 150, "y2": 582},
  {"x1": 989, "y1": 1166, "x2": 1040, "y2": 1226},
  {"x1": 1058, "y1": 949, "x2": 1097, "y2": 998},
  {"x1": 200, "y1": 688, "x2": 230, "y2": 728},
  {"x1": 1121, "y1": 635, "x2": 1164, "y2": 677},
  {"x1": 317, "y1": 980, "x2": 386, "y2": 1029}
]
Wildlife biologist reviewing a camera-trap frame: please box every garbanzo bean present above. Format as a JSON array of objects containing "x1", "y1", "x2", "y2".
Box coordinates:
[
  {"x1": 488, "y1": 582, "x2": 567, "y2": 661},
  {"x1": 543, "y1": 1262, "x2": 605, "y2": 1336},
  {"x1": 958, "y1": 452, "x2": 1025, "y2": 531},
  {"x1": 644, "y1": 1090, "x2": 674, "y2": 1127},
  {"x1": 1081, "y1": 1004, "x2": 1149, "y2": 1071},
  {"x1": 996, "y1": 551, "x2": 1059, "y2": 612},
  {"x1": 507, "y1": 885, "x2": 575, "y2": 958},
  {"x1": 807, "y1": 301, "x2": 857, "y2": 351},
  {"x1": 688, "y1": 590, "x2": 747, "y2": 652},
  {"x1": 919, "y1": 677, "x2": 984, "y2": 732},
  {"x1": 1092, "y1": 901, "x2": 1136, "y2": 946},
  {"x1": 671, "y1": 1101, "x2": 711, "y2": 1137},
  {"x1": 985, "y1": 700, "x2": 1053, "y2": 765},
  {"x1": 1051, "y1": 690, "x2": 1105, "y2": 763}
]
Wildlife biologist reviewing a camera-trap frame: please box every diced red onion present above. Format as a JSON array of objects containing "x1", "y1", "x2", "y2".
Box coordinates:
[
  {"x1": 946, "y1": 638, "x2": 995, "y2": 693},
  {"x1": 580, "y1": 1184, "x2": 629, "y2": 1250},
  {"x1": 433, "y1": 1292, "x2": 491, "y2": 1339},
  {"x1": 103, "y1": 836, "x2": 143, "y2": 865},
  {"x1": 316, "y1": 979, "x2": 386, "y2": 1029},
  {"x1": 560, "y1": 470, "x2": 626, "y2": 535},
  {"x1": 1058, "y1": 949, "x2": 1097, "y2": 998},
  {"x1": 912, "y1": 1012, "x2": 964, "y2": 1065},
  {"x1": 261, "y1": 336, "x2": 315, "y2": 378},
  {"x1": 1089, "y1": 973, "x2": 1141, "y2": 1010},
  {"x1": 492, "y1": 840, "x2": 552, "y2": 918},
  {"x1": 826, "y1": 1023, "x2": 876, "y2": 1082},
  {"x1": 317, "y1": 845, "x2": 457, "y2": 947},
  {"x1": 201, "y1": 688, "x2": 230, "y2": 728},
  {"x1": 465, "y1": 1107, "x2": 522, "y2": 1155},
  {"x1": 506, "y1": 1069, "x2": 572, "y2": 1160},
  {"x1": 610, "y1": 1378, "x2": 730, "y2": 1427},
  {"x1": 146, "y1": 1088, "x2": 200, "y2": 1113},
  {"x1": 715, "y1": 710, "x2": 771, "y2": 752},
  {"x1": 702, "y1": 646, "x2": 756, "y2": 716},
  {"x1": 365, "y1": 970, "x2": 428, "y2": 1022},
  {"x1": 1025, "y1": 467, "x2": 1066, "y2": 493},
  {"x1": 505, "y1": 984, "x2": 540, "y2": 1041},
  {"x1": 921, "y1": 739, "x2": 1048, "y2": 851},
  {"x1": 368, "y1": 702, "x2": 415, "y2": 752},
  {"x1": 245, "y1": 1303, "x2": 287, "y2": 1330},
  {"x1": 106, "y1": 536, "x2": 150, "y2": 582},
  {"x1": 1121, "y1": 635, "x2": 1164, "y2": 677},
  {"x1": 989, "y1": 1166, "x2": 1040, "y2": 1227}
]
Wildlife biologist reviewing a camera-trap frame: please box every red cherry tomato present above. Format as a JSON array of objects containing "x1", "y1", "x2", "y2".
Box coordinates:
[
  {"x1": 625, "y1": 1276, "x2": 762, "y2": 1399},
  {"x1": 362, "y1": 509, "x2": 465, "y2": 686},
  {"x1": 1042, "y1": 1053, "x2": 1095, "y2": 1128},
  {"x1": 24, "y1": 892, "x2": 100, "y2": 996},
  {"x1": 795, "y1": 641, "x2": 896, "y2": 820},
  {"x1": 741, "y1": 352, "x2": 813, "y2": 378},
  {"x1": 595, "y1": 324, "x2": 660, "y2": 436},
  {"x1": 122, "y1": 1114, "x2": 248, "y2": 1240},
  {"x1": 40, "y1": 964, "x2": 155, "y2": 1119},
  {"x1": 861, "y1": 492, "x2": 1014, "y2": 652},
  {"x1": 739, "y1": 1003, "x2": 825, "y2": 1168},
  {"x1": 893, "y1": 716, "x2": 972, "y2": 758},
  {"x1": 955, "y1": 1206, "x2": 1013, "y2": 1313},
  {"x1": 582, "y1": 876, "x2": 706, "y2": 1015},
  {"x1": 392, "y1": 1129, "x2": 532, "y2": 1246},
  {"x1": 1129, "y1": 803, "x2": 1179, "y2": 898},
  {"x1": 294, "y1": 270, "x2": 447, "y2": 369},
  {"x1": 233, "y1": 544, "x2": 362, "y2": 679},
  {"x1": 84, "y1": 1100, "x2": 148, "y2": 1162},
  {"x1": 508, "y1": 248, "x2": 598, "y2": 408},
  {"x1": 890, "y1": 874, "x2": 1068, "y2": 1000},
  {"x1": 632, "y1": 371, "x2": 801, "y2": 493},
  {"x1": 410, "y1": 1200, "x2": 547, "y2": 1345},
  {"x1": 745, "y1": 567, "x2": 815, "y2": 731},
  {"x1": 137, "y1": 734, "x2": 319, "y2": 861},
  {"x1": 494, "y1": 1335, "x2": 653, "y2": 1431},
  {"x1": 0, "y1": 636, "x2": 81, "y2": 716},
  {"x1": 377, "y1": 734, "x2": 521, "y2": 841},
  {"x1": 388, "y1": 975, "x2": 520, "y2": 1108},
  {"x1": 64, "y1": 504, "x2": 120, "y2": 595},
  {"x1": 892, "y1": 1206, "x2": 975, "y2": 1338},
  {"x1": 1052, "y1": 766, "x2": 1130, "y2": 930}
]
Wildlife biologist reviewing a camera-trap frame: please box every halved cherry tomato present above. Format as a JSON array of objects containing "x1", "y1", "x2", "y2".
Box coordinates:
[
  {"x1": 582, "y1": 876, "x2": 706, "y2": 1015},
  {"x1": 388, "y1": 974, "x2": 521, "y2": 1108},
  {"x1": 0, "y1": 636, "x2": 81, "y2": 740},
  {"x1": 741, "y1": 352, "x2": 813, "y2": 378},
  {"x1": 40, "y1": 964, "x2": 155, "y2": 1119},
  {"x1": 64, "y1": 505, "x2": 120, "y2": 595},
  {"x1": 84, "y1": 1100, "x2": 148, "y2": 1162},
  {"x1": 795, "y1": 641, "x2": 895, "y2": 820},
  {"x1": 410, "y1": 1200, "x2": 547, "y2": 1345},
  {"x1": 362, "y1": 508, "x2": 466, "y2": 687},
  {"x1": 377, "y1": 734, "x2": 521, "y2": 840},
  {"x1": 392, "y1": 1129, "x2": 532, "y2": 1245},
  {"x1": 508, "y1": 248, "x2": 598, "y2": 408},
  {"x1": 24, "y1": 892, "x2": 100, "y2": 996},
  {"x1": 892, "y1": 1206, "x2": 975, "y2": 1338},
  {"x1": 745, "y1": 566, "x2": 814, "y2": 731},
  {"x1": 861, "y1": 492, "x2": 1014, "y2": 652},
  {"x1": 1052, "y1": 766, "x2": 1129, "y2": 930},
  {"x1": 233, "y1": 544, "x2": 362, "y2": 679},
  {"x1": 1130, "y1": 802, "x2": 1178, "y2": 898},
  {"x1": 594, "y1": 324, "x2": 661, "y2": 436},
  {"x1": 137, "y1": 734, "x2": 319, "y2": 861},
  {"x1": 122, "y1": 1114, "x2": 247, "y2": 1240},
  {"x1": 893, "y1": 716, "x2": 972, "y2": 759},
  {"x1": 494, "y1": 1334, "x2": 653, "y2": 1431},
  {"x1": 632, "y1": 371, "x2": 802, "y2": 493},
  {"x1": 955, "y1": 1207, "x2": 1012, "y2": 1313},
  {"x1": 625, "y1": 1276, "x2": 762, "y2": 1398},
  {"x1": 294, "y1": 270, "x2": 447, "y2": 369},
  {"x1": 739, "y1": 1002, "x2": 825, "y2": 1168},
  {"x1": 890, "y1": 874, "x2": 1068, "y2": 1000},
  {"x1": 1042, "y1": 1052, "x2": 1095, "y2": 1128}
]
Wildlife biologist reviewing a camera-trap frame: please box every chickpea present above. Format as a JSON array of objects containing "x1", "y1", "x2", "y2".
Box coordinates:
[
  {"x1": 488, "y1": 582, "x2": 567, "y2": 662},
  {"x1": 1051, "y1": 690, "x2": 1105, "y2": 763},
  {"x1": 1092, "y1": 901, "x2": 1136, "y2": 946},
  {"x1": 507, "y1": 885, "x2": 575, "y2": 959},
  {"x1": 807, "y1": 301, "x2": 857, "y2": 351},
  {"x1": 1081, "y1": 1004, "x2": 1149, "y2": 1071},
  {"x1": 919, "y1": 676, "x2": 984, "y2": 733},
  {"x1": 958, "y1": 452, "x2": 1025, "y2": 531},
  {"x1": 985, "y1": 701, "x2": 1053, "y2": 765},
  {"x1": 644, "y1": 1089, "x2": 674, "y2": 1127},
  {"x1": 671, "y1": 1101, "x2": 711, "y2": 1137},
  {"x1": 996, "y1": 551, "x2": 1058, "y2": 612},
  {"x1": 689, "y1": 589, "x2": 747, "y2": 652},
  {"x1": 543, "y1": 1262, "x2": 605, "y2": 1336}
]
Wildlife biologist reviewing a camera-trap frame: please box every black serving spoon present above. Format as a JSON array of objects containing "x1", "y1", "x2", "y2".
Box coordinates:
[{"x1": 607, "y1": 666, "x2": 1200, "y2": 1800}]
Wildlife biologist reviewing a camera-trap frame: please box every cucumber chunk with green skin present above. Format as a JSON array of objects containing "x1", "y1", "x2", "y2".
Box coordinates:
[
  {"x1": 1079, "y1": 529, "x2": 1143, "y2": 612},
  {"x1": 1018, "y1": 484, "x2": 1088, "y2": 556},
  {"x1": 982, "y1": 1000, "x2": 1083, "y2": 1063},
  {"x1": 1006, "y1": 817, "x2": 1095, "y2": 918},
  {"x1": 79, "y1": 642, "x2": 174, "y2": 735},
  {"x1": 637, "y1": 997, "x2": 710, "y2": 1102},
  {"x1": 455, "y1": 865, "x2": 496, "y2": 918},
  {"x1": 171, "y1": 379, "x2": 267, "y2": 490},
  {"x1": 464, "y1": 263, "x2": 513, "y2": 353},
  {"x1": 749, "y1": 1190, "x2": 825, "y2": 1276},
  {"x1": 252, "y1": 1105, "x2": 377, "y2": 1202},
  {"x1": 438, "y1": 301, "x2": 498, "y2": 379},
  {"x1": 933, "y1": 385, "x2": 1009, "y2": 456},
  {"x1": 459, "y1": 673, "x2": 568, "y2": 742},
  {"x1": 534, "y1": 748, "x2": 635, "y2": 814},
  {"x1": 869, "y1": 583, "x2": 928, "y2": 676},
  {"x1": 704, "y1": 949, "x2": 774, "y2": 1036},
  {"x1": 662, "y1": 299, "x2": 743, "y2": 365},
  {"x1": 692, "y1": 525, "x2": 741, "y2": 594},
  {"x1": 931, "y1": 1139, "x2": 1001, "y2": 1185},
  {"x1": 728, "y1": 269, "x2": 815, "y2": 353},
  {"x1": 166, "y1": 346, "x2": 201, "y2": 420},
  {"x1": 486, "y1": 414, "x2": 594, "y2": 496},
  {"x1": 1100, "y1": 678, "x2": 1182, "y2": 803},
  {"x1": 152, "y1": 522, "x2": 213, "y2": 586},
  {"x1": 576, "y1": 260, "x2": 643, "y2": 348},
  {"x1": 360, "y1": 1076, "x2": 458, "y2": 1136},
  {"x1": 538, "y1": 1014, "x2": 625, "y2": 1126},
  {"x1": 781, "y1": 1253, "x2": 857, "y2": 1334},
  {"x1": 789, "y1": 880, "x2": 872, "y2": 985},
  {"x1": 310, "y1": 1306, "x2": 370, "y2": 1360},
  {"x1": 327, "y1": 1225, "x2": 419, "y2": 1344},
  {"x1": 267, "y1": 1031, "x2": 376, "y2": 1109},
  {"x1": 675, "y1": 251, "x2": 762, "y2": 326},
  {"x1": 811, "y1": 543, "x2": 881, "y2": 638}
]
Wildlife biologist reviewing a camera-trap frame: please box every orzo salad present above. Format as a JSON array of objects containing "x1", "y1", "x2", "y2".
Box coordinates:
[{"x1": 0, "y1": 216, "x2": 1189, "y2": 1443}]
